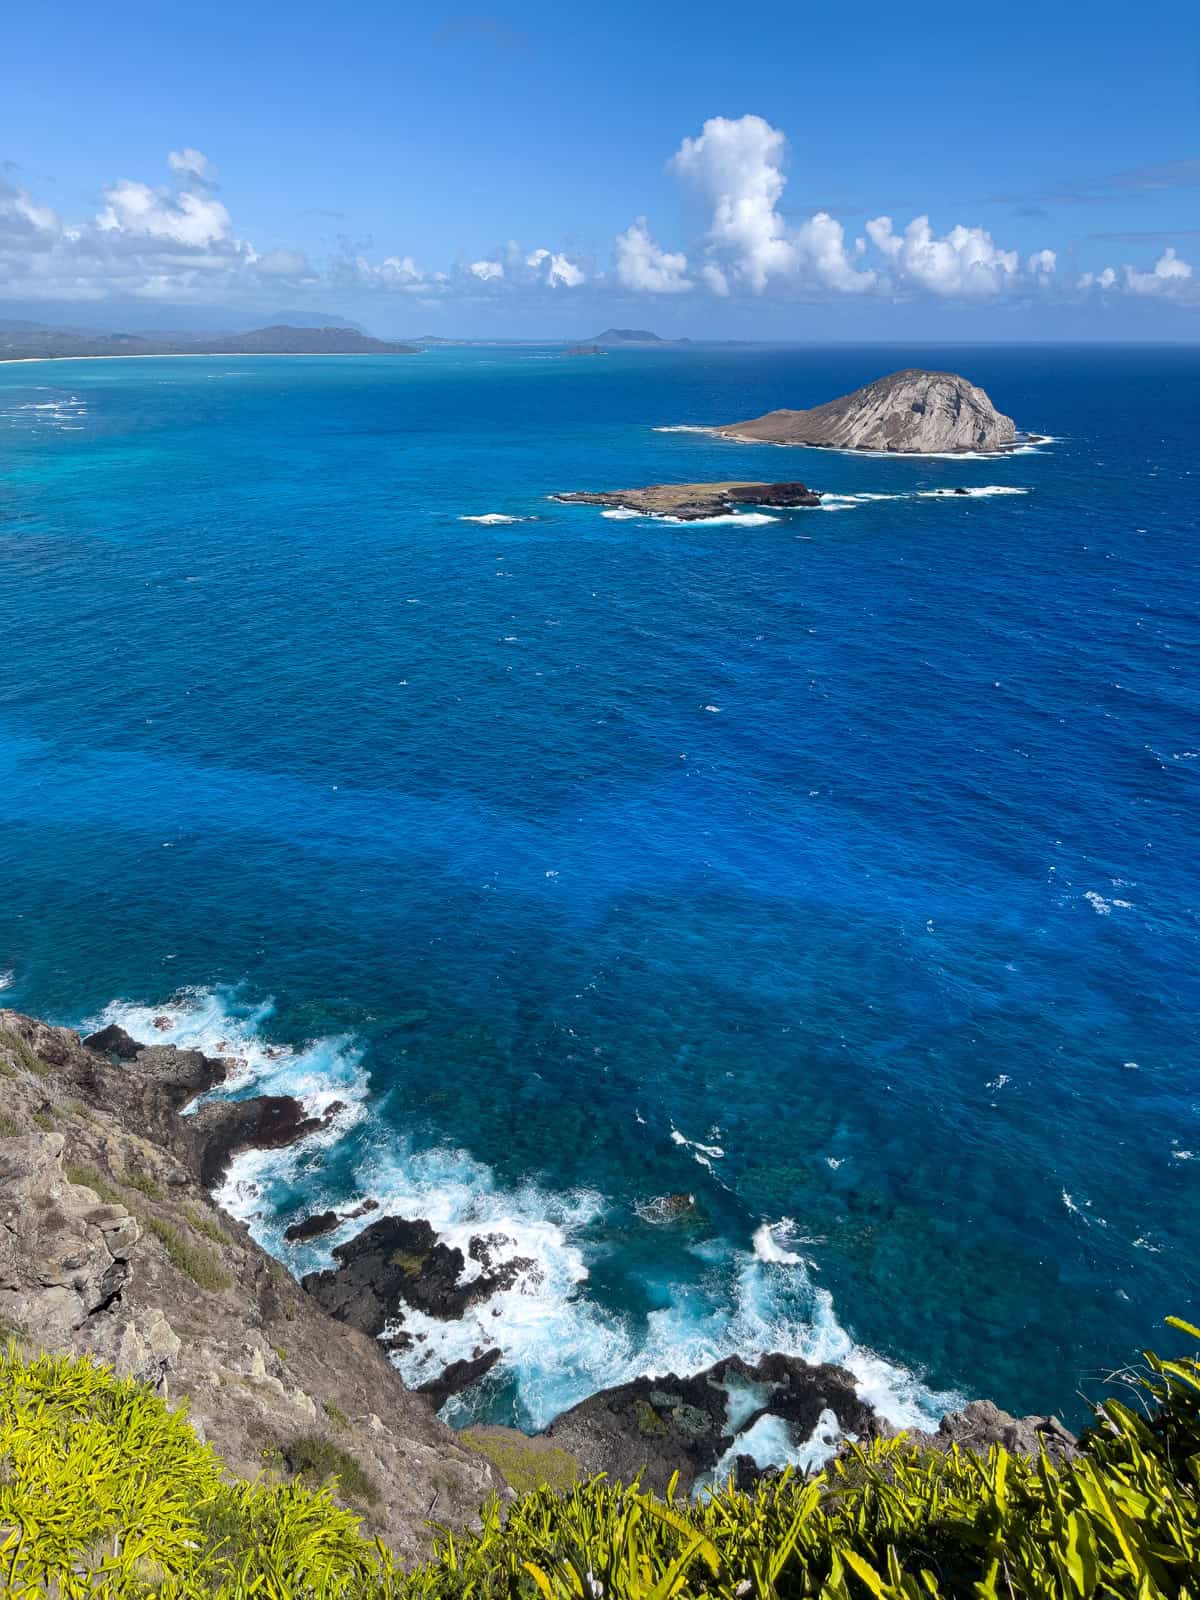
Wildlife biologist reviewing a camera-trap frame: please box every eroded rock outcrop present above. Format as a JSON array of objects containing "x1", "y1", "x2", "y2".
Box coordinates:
[
  {"x1": 302, "y1": 1216, "x2": 535, "y2": 1333},
  {"x1": 0, "y1": 1013, "x2": 498, "y2": 1560},
  {"x1": 719, "y1": 370, "x2": 1024, "y2": 454},
  {"x1": 542, "y1": 1353, "x2": 880, "y2": 1496}
]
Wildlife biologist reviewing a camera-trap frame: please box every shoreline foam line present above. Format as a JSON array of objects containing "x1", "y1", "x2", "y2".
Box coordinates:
[{"x1": 83, "y1": 986, "x2": 962, "y2": 1448}]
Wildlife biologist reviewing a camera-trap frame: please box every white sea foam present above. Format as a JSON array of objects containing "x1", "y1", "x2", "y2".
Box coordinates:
[
  {"x1": 651, "y1": 425, "x2": 721, "y2": 435},
  {"x1": 1084, "y1": 891, "x2": 1117, "y2": 916},
  {"x1": 84, "y1": 988, "x2": 369, "y2": 1127},
  {"x1": 600, "y1": 507, "x2": 641, "y2": 519},
  {"x1": 703, "y1": 1407, "x2": 849, "y2": 1491},
  {"x1": 460, "y1": 514, "x2": 524, "y2": 524},
  {"x1": 752, "y1": 1219, "x2": 805, "y2": 1266},
  {"x1": 86, "y1": 990, "x2": 960, "y2": 1446},
  {"x1": 659, "y1": 512, "x2": 779, "y2": 527},
  {"x1": 916, "y1": 486, "x2": 1029, "y2": 499},
  {"x1": 0, "y1": 969, "x2": 14, "y2": 992}
]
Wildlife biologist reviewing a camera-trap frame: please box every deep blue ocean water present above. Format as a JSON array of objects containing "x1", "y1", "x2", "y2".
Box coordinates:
[{"x1": 1, "y1": 344, "x2": 1197, "y2": 1445}]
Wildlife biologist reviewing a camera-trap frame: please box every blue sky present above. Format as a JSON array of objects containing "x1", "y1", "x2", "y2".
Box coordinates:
[{"x1": 3, "y1": 0, "x2": 1199, "y2": 337}]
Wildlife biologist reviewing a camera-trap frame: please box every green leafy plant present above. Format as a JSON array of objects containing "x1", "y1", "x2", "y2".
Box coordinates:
[{"x1": 1, "y1": 1319, "x2": 1199, "y2": 1597}]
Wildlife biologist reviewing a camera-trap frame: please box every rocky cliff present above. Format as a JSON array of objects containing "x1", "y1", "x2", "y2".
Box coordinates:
[
  {"x1": 719, "y1": 369, "x2": 1022, "y2": 454},
  {"x1": 0, "y1": 1006, "x2": 1079, "y2": 1543},
  {"x1": 0, "y1": 1011, "x2": 496, "y2": 1562}
]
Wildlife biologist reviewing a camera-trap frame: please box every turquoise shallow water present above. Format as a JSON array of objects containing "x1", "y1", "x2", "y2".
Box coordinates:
[{"x1": 0, "y1": 344, "x2": 1197, "y2": 1438}]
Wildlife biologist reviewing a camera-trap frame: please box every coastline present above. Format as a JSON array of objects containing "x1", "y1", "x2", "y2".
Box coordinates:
[
  {"x1": 651, "y1": 423, "x2": 1052, "y2": 459},
  {"x1": 0, "y1": 350, "x2": 426, "y2": 365}
]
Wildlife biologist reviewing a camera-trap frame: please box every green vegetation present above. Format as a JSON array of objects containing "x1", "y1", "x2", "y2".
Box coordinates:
[
  {"x1": 124, "y1": 1167, "x2": 166, "y2": 1201},
  {"x1": 30, "y1": 1109, "x2": 56, "y2": 1131},
  {"x1": 325, "y1": 1399, "x2": 351, "y2": 1427},
  {"x1": 0, "y1": 1111, "x2": 21, "y2": 1136},
  {"x1": 2, "y1": 1320, "x2": 1200, "y2": 1597},
  {"x1": 142, "y1": 1215, "x2": 234, "y2": 1293},
  {"x1": 280, "y1": 1432, "x2": 380, "y2": 1505},
  {"x1": 184, "y1": 1203, "x2": 232, "y2": 1246},
  {"x1": 0, "y1": 1347, "x2": 393, "y2": 1595},
  {"x1": 64, "y1": 1162, "x2": 129, "y2": 1207},
  {"x1": 0, "y1": 1026, "x2": 50, "y2": 1077},
  {"x1": 461, "y1": 1427, "x2": 581, "y2": 1496},
  {"x1": 388, "y1": 1249, "x2": 429, "y2": 1277}
]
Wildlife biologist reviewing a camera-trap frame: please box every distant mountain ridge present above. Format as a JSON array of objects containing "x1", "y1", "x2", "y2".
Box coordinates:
[
  {"x1": 580, "y1": 328, "x2": 691, "y2": 346},
  {"x1": 0, "y1": 323, "x2": 420, "y2": 361}
]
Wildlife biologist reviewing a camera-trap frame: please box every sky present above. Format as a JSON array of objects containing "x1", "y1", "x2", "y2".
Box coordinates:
[{"x1": 2, "y1": 0, "x2": 1199, "y2": 339}]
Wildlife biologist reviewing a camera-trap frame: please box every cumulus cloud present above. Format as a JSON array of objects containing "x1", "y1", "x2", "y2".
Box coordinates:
[
  {"x1": 1124, "y1": 246, "x2": 1193, "y2": 296},
  {"x1": 0, "y1": 128, "x2": 1193, "y2": 318},
  {"x1": 865, "y1": 215, "x2": 1019, "y2": 298},
  {"x1": 167, "y1": 147, "x2": 218, "y2": 183},
  {"x1": 668, "y1": 114, "x2": 873, "y2": 295},
  {"x1": 1079, "y1": 248, "x2": 1195, "y2": 302},
  {"x1": 615, "y1": 218, "x2": 691, "y2": 293},
  {"x1": 97, "y1": 179, "x2": 232, "y2": 247},
  {"x1": 546, "y1": 251, "x2": 585, "y2": 287}
]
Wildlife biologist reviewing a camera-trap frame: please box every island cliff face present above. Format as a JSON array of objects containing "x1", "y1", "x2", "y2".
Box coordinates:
[{"x1": 720, "y1": 369, "x2": 1019, "y2": 454}]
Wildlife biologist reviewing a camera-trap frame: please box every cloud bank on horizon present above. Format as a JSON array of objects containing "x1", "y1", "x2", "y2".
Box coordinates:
[{"x1": 0, "y1": 118, "x2": 1194, "y2": 319}]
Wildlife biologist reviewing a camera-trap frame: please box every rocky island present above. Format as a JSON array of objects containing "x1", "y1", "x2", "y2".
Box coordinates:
[
  {"x1": 716, "y1": 368, "x2": 1028, "y2": 454},
  {"x1": 556, "y1": 480, "x2": 821, "y2": 520}
]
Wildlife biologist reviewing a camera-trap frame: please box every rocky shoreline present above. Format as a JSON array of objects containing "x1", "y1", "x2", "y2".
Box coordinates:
[
  {"x1": 556, "y1": 480, "x2": 821, "y2": 520},
  {"x1": 0, "y1": 1009, "x2": 1077, "y2": 1541}
]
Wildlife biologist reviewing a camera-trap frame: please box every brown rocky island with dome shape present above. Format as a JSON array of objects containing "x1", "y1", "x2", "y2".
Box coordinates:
[{"x1": 715, "y1": 368, "x2": 1031, "y2": 454}]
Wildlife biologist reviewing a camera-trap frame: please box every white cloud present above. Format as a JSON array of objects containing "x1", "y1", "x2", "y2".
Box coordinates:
[
  {"x1": 254, "y1": 247, "x2": 311, "y2": 278},
  {"x1": 615, "y1": 218, "x2": 691, "y2": 293},
  {"x1": 1078, "y1": 249, "x2": 1195, "y2": 302},
  {"x1": 669, "y1": 114, "x2": 873, "y2": 295},
  {"x1": 866, "y1": 214, "x2": 1019, "y2": 298},
  {"x1": 546, "y1": 251, "x2": 585, "y2": 288},
  {"x1": 1124, "y1": 246, "x2": 1193, "y2": 296},
  {"x1": 1027, "y1": 248, "x2": 1057, "y2": 276},
  {"x1": 525, "y1": 248, "x2": 549, "y2": 269},
  {"x1": 97, "y1": 178, "x2": 232, "y2": 247},
  {"x1": 469, "y1": 259, "x2": 504, "y2": 281},
  {"x1": 699, "y1": 262, "x2": 729, "y2": 296},
  {"x1": 167, "y1": 148, "x2": 218, "y2": 183}
]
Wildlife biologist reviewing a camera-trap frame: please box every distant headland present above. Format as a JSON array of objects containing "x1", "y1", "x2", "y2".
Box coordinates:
[
  {"x1": 0, "y1": 322, "x2": 421, "y2": 362},
  {"x1": 717, "y1": 369, "x2": 1036, "y2": 454}
]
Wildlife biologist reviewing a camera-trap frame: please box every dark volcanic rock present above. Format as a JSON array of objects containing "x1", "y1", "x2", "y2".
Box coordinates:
[
  {"x1": 417, "y1": 1348, "x2": 503, "y2": 1409},
  {"x1": 544, "y1": 1353, "x2": 879, "y2": 1496},
  {"x1": 557, "y1": 480, "x2": 820, "y2": 521},
  {"x1": 302, "y1": 1216, "x2": 534, "y2": 1337},
  {"x1": 191, "y1": 1095, "x2": 335, "y2": 1189},
  {"x1": 285, "y1": 1210, "x2": 340, "y2": 1244},
  {"x1": 83, "y1": 1023, "x2": 143, "y2": 1060}
]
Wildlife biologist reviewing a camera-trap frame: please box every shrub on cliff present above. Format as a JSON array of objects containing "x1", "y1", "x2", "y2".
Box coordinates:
[{"x1": 1, "y1": 1319, "x2": 1198, "y2": 1597}]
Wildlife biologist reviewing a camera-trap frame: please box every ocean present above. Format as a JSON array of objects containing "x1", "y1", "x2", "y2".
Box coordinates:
[{"x1": 0, "y1": 342, "x2": 1196, "y2": 1445}]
